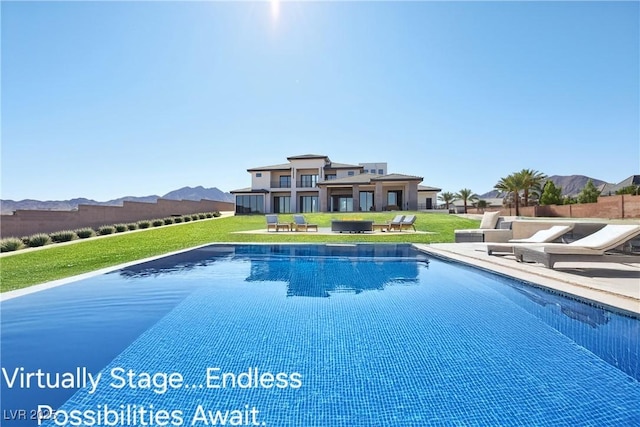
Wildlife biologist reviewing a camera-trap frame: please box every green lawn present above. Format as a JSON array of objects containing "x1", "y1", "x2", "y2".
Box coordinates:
[{"x1": 0, "y1": 212, "x2": 478, "y2": 292}]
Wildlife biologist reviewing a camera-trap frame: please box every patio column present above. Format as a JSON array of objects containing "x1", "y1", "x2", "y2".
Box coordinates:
[
  {"x1": 352, "y1": 185, "x2": 360, "y2": 212},
  {"x1": 319, "y1": 187, "x2": 328, "y2": 212},
  {"x1": 374, "y1": 182, "x2": 384, "y2": 211},
  {"x1": 290, "y1": 189, "x2": 297, "y2": 213},
  {"x1": 406, "y1": 182, "x2": 418, "y2": 210}
]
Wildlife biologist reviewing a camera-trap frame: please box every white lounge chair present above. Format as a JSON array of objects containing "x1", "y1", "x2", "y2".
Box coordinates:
[
  {"x1": 487, "y1": 225, "x2": 574, "y2": 255},
  {"x1": 513, "y1": 224, "x2": 640, "y2": 268}
]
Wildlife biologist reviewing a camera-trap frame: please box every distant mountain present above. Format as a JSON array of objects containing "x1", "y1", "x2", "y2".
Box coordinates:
[
  {"x1": 478, "y1": 175, "x2": 609, "y2": 199},
  {"x1": 162, "y1": 186, "x2": 234, "y2": 203},
  {"x1": 0, "y1": 186, "x2": 233, "y2": 214},
  {"x1": 546, "y1": 175, "x2": 607, "y2": 196}
]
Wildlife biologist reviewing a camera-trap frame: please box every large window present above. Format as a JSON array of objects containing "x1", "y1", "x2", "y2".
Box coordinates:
[
  {"x1": 299, "y1": 196, "x2": 318, "y2": 213},
  {"x1": 279, "y1": 176, "x2": 291, "y2": 188},
  {"x1": 331, "y1": 196, "x2": 353, "y2": 212},
  {"x1": 235, "y1": 195, "x2": 264, "y2": 214},
  {"x1": 274, "y1": 196, "x2": 291, "y2": 213},
  {"x1": 325, "y1": 174, "x2": 337, "y2": 181},
  {"x1": 299, "y1": 174, "x2": 318, "y2": 188},
  {"x1": 359, "y1": 191, "x2": 374, "y2": 211},
  {"x1": 387, "y1": 191, "x2": 402, "y2": 209}
]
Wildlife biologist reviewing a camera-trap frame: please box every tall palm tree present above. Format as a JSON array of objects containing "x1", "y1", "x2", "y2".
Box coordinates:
[
  {"x1": 495, "y1": 173, "x2": 525, "y2": 216},
  {"x1": 517, "y1": 169, "x2": 547, "y2": 207},
  {"x1": 455, "y1": 188, "x2": 478, "y2": 214},
  {"x1": 438, "y1": 191, "x2": 456, "y2": 212}
]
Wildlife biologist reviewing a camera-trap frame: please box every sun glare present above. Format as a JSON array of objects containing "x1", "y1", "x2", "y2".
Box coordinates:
[{"x1": 271, "y1": 0, "x2": 280, "y2": 21}]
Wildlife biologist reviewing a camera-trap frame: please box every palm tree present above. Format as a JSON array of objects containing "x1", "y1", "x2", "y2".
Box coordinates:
[
  {"x1": 455, "y1": 188, "x2": 478, "y2": 214},
  {"x1": 438, "y1": 192, "x2": 456, "y2": 212},
  {"x1": 495, "y1": 173, "x2": 525, "y2": 216},
  {"x1": 517, "y1": 169, "x2": 547, "y2": 207}
]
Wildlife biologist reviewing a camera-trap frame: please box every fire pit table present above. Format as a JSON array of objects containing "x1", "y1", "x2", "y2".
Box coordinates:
[{"x1": 331, "y1": 220, "x2": 374, "y2": 233}]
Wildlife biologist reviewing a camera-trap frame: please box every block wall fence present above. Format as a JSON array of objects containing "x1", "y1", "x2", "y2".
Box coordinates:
[
  {"x1": 465, "y1": 195, "x2": 640, "y2": 219},
  {"x1": 0, "y1": 199, "x2": 234, "y2": 238}
]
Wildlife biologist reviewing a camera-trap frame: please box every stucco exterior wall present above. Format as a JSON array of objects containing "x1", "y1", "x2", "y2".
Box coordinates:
[
  {"x1": 251, "y1": 171, "x2": 273, "y2": 189},
  {"x1": 1, "y1": 199, "x2": 233, "y2": 238}
]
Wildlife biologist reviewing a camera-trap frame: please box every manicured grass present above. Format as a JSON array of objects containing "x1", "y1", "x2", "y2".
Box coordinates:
[{"x1": 0, "y1": 212, "x2": 478, "y2": 292}]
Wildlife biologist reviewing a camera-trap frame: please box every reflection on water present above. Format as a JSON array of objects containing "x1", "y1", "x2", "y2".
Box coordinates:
[
  {"x1": 118, "y1": 244, "x2": 427, "y2": 297},
  {"x1": 511, "y1": 282, "x2": 610, "y2": 328}
]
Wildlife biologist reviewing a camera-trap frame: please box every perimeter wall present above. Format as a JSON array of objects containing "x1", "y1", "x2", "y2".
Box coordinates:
[
  {"x1": 466, "y1": 195, "x2": 640, "y2": 219},
  {"x1": 0, "y1": 199, "x2": 234, "y2": 238}
]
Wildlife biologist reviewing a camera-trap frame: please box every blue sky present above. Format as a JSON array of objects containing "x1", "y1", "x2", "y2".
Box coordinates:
[{"x1": 2, "y1": 1, "x2": 638, "y2": 201}]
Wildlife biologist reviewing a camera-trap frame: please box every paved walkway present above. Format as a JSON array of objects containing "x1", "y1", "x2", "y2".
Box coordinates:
[{"x1": 415, "y1": 243, "x2": 640, "y2": 316}]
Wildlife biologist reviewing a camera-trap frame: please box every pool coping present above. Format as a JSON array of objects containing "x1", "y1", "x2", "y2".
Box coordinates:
[{"x1": 414, "y1": 243, "x2": 640, "y2": 317}]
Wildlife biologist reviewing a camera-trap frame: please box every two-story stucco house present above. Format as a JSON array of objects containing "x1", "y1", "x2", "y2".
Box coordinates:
[{"x1": 231, "y1": 154, "x2": 437, "y2": 214}]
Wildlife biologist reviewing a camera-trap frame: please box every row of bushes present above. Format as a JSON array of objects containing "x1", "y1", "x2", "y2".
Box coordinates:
[{"x1": 0, "y1": 211, "x2": 221, "y2": 253}]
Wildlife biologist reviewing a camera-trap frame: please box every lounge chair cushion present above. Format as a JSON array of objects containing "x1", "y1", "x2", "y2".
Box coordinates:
[
  {"x1": 390, "y1": 215, "x2": 405, "y2": 224},
  {"x1": 266, "y1": 215, "x2": 278, "y2": 224},
  {"x1": 563, "y1": 224, "x2": 640, "y2": 251},
  {"x1": 479, "y1": 211, "x2": 501, "y2": 229},
  {"x1": 509, "y1": 225, "x2": 573, "y2": 244}
]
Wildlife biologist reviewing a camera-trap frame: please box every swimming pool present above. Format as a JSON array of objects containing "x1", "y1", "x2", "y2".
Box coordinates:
[{"x1": 1, "y1": 244, "x2": 639, "y2": 426}]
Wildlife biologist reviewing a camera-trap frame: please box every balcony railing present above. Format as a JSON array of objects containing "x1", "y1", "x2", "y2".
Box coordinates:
[{"x1": 270, "y1": 182, "x2": 291, "y2": 188}]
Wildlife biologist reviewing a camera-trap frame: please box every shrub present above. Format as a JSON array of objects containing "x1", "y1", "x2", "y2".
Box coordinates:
[
  {"x1": 152, "y1": 219, "x2": 164, "y2": 227},
  {"x1": 75, "y1": 228, "x2": 96, "y2": 239},
  {"x1": 1, "y1": 237, "x2": 24, "y2": 252},
  {"x1": 50, "y1": 230, "x2": 78, "y2": 243},
  {"x1": 173, "y1": 216, "x2": 183, "y2": 223},
  {"x1": 126, "y1": 223, "x2": 138, "y2": 231},
  {"x1": 27, "y1": 233, "x2": 52, "y2": 247},
  {"x1": 212, "y1": 211, "x2": 221, "y2": 217},
  {"x1": 20, "y1": 236, "x2": 30, "y2": 245},
  {"x1": 198, "y1": 213, "x2": 206, "y2": 219},
  {"x1": 114, "y1": 224, "x2": 128, "y2": 233},
  {"x1": 616, "y1": 185, "x2": 639, "y2": 196},
  {"x1": 182, "y1": 215, "x2": 192, "y2": 222},
  {"x1": 205, "y1": 213, "x2": 213, "y2": 218},
  {"x1": 137, "y1": 220, "x2": 151, "y2": 229},
  {"x1": 98, "y1": 225, "x2": 116, "y2": 235},
  {"x1": 540, "y1": 180, "x2": 563, "y2": 206},
  {"x1": 577, "y1": 179, "x2": 600, "y2": 204},
  {"x1": 163, "y1": 217, "x2": 174, "y2": 225},
  {"x1": 191, "y1": 214, "x2": 199, "y2": 220}
]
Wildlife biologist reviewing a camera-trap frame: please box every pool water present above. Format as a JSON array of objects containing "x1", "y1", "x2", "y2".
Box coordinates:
[{"x1": 1, "y1": 244, "x2": 639, "y2": 426}]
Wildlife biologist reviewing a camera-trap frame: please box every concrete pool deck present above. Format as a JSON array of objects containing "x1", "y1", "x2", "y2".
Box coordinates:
[{"x1": 415, "y1": 243, "x2": 640, "y2": 316}]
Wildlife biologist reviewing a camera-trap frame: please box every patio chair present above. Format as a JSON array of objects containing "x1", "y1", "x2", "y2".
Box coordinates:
[
  {"x1": 487, "y1": 224, "x2": 574, "y2": 255},
  {"x1": 513, "y1": 224, "x2": 640, "y2": 268},
  {"x1": 387, "y1": 215, "x2": 405, "y2": 232},
  {"x1": 266, "y1": 215, "x2": 290, "y2": 232},
  {"x1": 293, "y1": 215, "x2": 318, "y2": 232},
  {"x1": 454, "y1": 211, "x2": 512, "y2": 243},
  {"x1": 399, "y1": 215, "x2": 417, "y2": 231}
]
